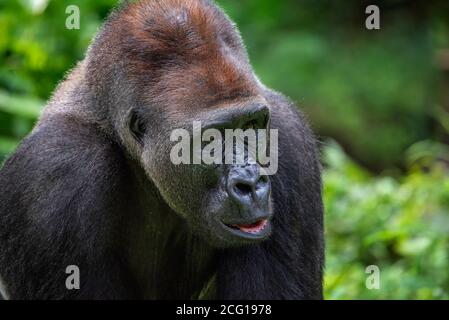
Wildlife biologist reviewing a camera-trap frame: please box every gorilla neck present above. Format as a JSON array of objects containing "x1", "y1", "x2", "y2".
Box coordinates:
[{"x1": 126, "y1": 159, "x2": 218, "y2": 299}]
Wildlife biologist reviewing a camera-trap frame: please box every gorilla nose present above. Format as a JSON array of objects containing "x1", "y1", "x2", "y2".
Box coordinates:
[{"x1": 226, "y1": 164, "x2": 270, "y2": 214}]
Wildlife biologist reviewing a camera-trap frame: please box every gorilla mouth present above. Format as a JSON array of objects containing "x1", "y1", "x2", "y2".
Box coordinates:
[
  {"x1": 219, "y1": 217, "x2": 271, "y2": 243},
  {"x1": 226, "y1": 219, "x2": 268, "y2": 234},
  {"x1": 218, "y1": 215, "x2": 271, "y2": 244}
]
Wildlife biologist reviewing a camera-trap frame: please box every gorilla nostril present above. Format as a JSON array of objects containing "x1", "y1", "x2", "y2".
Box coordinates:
[{"x1": 234, "y1": 182, "x2": 252, "y2": 195}]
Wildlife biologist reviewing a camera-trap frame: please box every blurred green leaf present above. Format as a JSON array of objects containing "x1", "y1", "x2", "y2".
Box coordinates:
[
  {"x1": 0, "y1": 135, "x2": 18, "y2": 156},
  {"x1": 324, "y1": 141, "x2": 449, "y2": 299},
  {"x1": 0, "y1": 90, "x2": 43, "y2": 119}
]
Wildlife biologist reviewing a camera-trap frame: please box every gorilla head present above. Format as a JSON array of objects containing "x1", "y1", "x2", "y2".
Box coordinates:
[{"x1": 86, "y1": 0, "x2": 273, "y2": 247}]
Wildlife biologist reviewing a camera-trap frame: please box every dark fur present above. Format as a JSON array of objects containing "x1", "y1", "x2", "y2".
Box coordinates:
[{"x1": 0, "y1": 0, "x2": 323, "y2": 299}]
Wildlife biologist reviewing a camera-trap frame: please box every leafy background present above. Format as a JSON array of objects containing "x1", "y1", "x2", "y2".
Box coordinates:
[{"x1": 1, "y1": 0, "x2": 449, "y2": 299}]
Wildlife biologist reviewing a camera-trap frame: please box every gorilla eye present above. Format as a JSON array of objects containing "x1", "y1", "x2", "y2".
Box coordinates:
[{"x1": 130, "y1": 111, "x2": 146, "y2": 144}]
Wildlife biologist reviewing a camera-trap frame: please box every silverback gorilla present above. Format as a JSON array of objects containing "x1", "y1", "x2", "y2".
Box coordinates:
[{"x1": 0, "y1": 0, "x2": 324, "y2": 299}]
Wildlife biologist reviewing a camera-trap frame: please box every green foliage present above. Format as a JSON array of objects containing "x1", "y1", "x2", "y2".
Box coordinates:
[{"x1": 324, "y1": 141, "x2": 449, "y2": 299}]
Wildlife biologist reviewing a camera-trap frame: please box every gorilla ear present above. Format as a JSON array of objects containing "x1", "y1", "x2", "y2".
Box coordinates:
[{"x1": 129, "y1": 111, "x2": 146, "y2": 145}]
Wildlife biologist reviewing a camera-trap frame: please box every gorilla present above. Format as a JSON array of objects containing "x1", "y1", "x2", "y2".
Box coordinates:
[{"x1": 0, "y1": 0, "x2": 324, "y2": 299}]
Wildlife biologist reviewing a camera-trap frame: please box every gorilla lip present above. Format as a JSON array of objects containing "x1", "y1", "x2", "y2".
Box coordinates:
[{"x1": 228, "y1": 219, "x2": 268, "y2": 234}]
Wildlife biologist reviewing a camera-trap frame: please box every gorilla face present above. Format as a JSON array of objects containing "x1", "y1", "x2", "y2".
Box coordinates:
[{"x1": 126, "y1": 100, "x2": 274, "y2": 248}]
